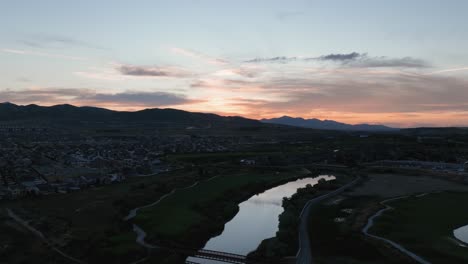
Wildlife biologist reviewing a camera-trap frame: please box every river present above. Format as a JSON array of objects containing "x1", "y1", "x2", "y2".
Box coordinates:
[
  {"x1": 454, "y1": 225, "x2": 468, "y2": 245},
  {"x1": 187, "y1": 175, "x2": 335, "y2": 263}
]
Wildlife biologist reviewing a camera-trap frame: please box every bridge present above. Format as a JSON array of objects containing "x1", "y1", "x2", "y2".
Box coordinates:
[
  {"x1": 164, "y1": 246, "x2": 254, "y2": 264},
  {"x1": 190, "y1": 248, "x2": 248, "y2": 263}
]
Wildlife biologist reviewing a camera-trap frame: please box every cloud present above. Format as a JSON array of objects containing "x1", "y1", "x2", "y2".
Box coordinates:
[
  {"x1": 171, "y1": 47, "x2": 228, "y2": 65},
  {"x1": 317, "y1": 52, "x2": 362, "y2": 61},
  {"x1": 190, "y1": 69, "x2": 468, "y2": 115},
  {"x1": 351, "y1": 56, "x2": 429, "y2": 68},
  {"x1": 1, "y1": 48, "x2": 87, "y2": 61},
  {"x1": 244, "y1": 52, "x2": 430, "y2": 68},
  {"x1": 244, "y1": 56, "x2": 298, "y2": 63},
  {"x1": 89, "y1": 92, "x2": 198, "y2": 106},
  {"x1": 20, "y1": 34, "x2": 105, "y2": 50},
  {"x1": 76, "y1": 63, "x2": 199, "y2": 81},
  {"x1": 212, "y1": 67, "x2": 261, "y2": 78},
  {"x1": 424, "y1": 67, "x2": 468, "y2": 75},
  {"x1": 117, "y1": 64, "x2": 191, "y2": 78},
  {"x1": 0, "y1": 88, "x2": 200, "y2": 108},
  {"x1": 0, "y1": 88, "x2": 90, "y2": 104},
  {"x1": 285, "y1": 75, "x2": 467, "y2": 113}
]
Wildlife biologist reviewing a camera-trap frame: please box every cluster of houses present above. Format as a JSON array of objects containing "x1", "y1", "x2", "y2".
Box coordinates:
[
  {"x1": 0, "y1": 173, "x2": 127, "y2": 200},
  {"x1": 0, "y1": 132, "x2": 246, "y2": 201},
  {"x1": 0, "y1": 126, "x2": 48, "y2": 134}
]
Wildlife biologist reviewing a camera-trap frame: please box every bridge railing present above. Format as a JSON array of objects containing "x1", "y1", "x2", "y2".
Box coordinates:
[{"x1": 197, "y1": 248, "x2": 247, "y2": 259}]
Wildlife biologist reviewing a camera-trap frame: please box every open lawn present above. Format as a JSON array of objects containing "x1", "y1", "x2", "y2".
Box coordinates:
[
  {"x1": 350, "y1": 174, "x2": 468, "y2": 198},
  {"x1": 308, "y1": 196, "x2": 403, "y2": 264},
  {"x1": 371, "y1": 192, "x2": 468, "y2": 264}
]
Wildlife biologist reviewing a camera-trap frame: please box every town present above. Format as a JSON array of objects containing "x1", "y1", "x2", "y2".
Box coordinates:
[{"x1": 0, "y1": 126, "x2": 242, "y2": 200}]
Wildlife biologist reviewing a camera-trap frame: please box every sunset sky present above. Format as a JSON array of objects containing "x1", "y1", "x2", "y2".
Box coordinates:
[{"x1": 1, "y1": 0, "x2": 468, "y2": 127}]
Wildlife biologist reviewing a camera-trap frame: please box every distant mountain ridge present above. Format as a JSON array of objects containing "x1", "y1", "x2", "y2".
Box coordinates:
[
  {"x1": 0, "y1": 102, "x2": 260, "y2": 128},
  {"x1": 0, "y1": 103, "x2": 397, "y2": 131},
  {"x1": 261, "y1": 116, "x2": 397, "y2": 131}
]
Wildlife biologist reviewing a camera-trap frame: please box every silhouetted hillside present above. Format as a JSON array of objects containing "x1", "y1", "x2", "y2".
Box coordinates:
[
  {"x1": 261, "y1": 116, "x2": 396, "y2": 131},
  {"x1": 0, "y1": 102, "x2": 260, "y2": 128}
]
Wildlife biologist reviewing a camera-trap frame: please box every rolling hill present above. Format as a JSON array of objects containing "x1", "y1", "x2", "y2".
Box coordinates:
[
  {"x1": 0, "y1": 102, "x2": 261, "y2": 128},
  {"x1": 261, "y1": 116, "x2": 396, "y2": 131}
]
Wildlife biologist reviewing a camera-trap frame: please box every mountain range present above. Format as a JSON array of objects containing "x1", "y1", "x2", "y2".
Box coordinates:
[
  {"x1": 0, "y1": 102, "x2": 259, "y2": 128},
  {"x1": 261, "y1": 116, "x2": 396, "y2": 131},
  {"x1": 0, "y1": 102, "x2": 397, "y2": 131}
]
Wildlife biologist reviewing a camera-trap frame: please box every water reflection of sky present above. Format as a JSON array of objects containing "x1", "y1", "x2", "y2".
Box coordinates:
[
  {"x1": 454, "y1": 225, "x2": 468, "y2": 244},
  {"x1": 187, "y1": 175, "x2": 335, "y2": 263}
]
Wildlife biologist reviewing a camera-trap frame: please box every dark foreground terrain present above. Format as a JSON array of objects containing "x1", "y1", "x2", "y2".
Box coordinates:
[{"x1": 1, "y1": 105, "x2": 468, "y2": 263}]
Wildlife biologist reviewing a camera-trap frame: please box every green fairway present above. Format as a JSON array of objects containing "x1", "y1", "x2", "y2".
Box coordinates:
[
  {"x1": 371, "y1": 192, "x2": 468, "y2": 264},
  {"x1": 135, "y1": 169, "x2": 307, "y2": 239}
]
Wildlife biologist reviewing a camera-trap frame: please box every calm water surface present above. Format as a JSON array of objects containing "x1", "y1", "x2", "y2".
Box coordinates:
[
  {"x1": 454, "y1": 225, "x2": 468, "y2": 244},
  {"x1": 187, "y1": 175, "x2": 335, "y2": 263}
]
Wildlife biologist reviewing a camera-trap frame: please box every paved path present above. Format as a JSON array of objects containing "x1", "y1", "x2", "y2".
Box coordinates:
[
  {"x1": 6, "y1": 208, "x2": 86, "y2": 264},
  {"x1": 362, "y1": 197, "x2": 431, "y2": 264},
  {"x1": 296, "y1": 177, "x2": 360, "y2": 264}
]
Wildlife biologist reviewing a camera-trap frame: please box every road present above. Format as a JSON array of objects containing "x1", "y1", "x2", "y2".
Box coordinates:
[
  {"x1": 296, "y1": 177, "x2": 360, "y2": 264},
  {"x1": 362, "y1": 197, "x2": 431, "y2": 264}
]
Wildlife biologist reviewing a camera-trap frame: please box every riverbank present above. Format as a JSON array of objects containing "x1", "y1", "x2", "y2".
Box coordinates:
[
  {"x1": 248, "y1": 173, "x2": 354, "y2": 261},
  {"x1": 130, "y1": 167, "x2": 320, "y2": 262}
]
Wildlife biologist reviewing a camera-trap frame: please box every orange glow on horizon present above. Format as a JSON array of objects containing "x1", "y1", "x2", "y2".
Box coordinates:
[
  {"x1": 70, "y1": 102, "x2": 468, "y2": 128},
  {"x1": 11, "y1": 99, "x2": 468, "y2": 128}
]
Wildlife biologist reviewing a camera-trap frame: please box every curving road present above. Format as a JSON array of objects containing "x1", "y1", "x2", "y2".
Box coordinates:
[
  {"x1": 362, "y1": 197, "x2": 431, "y2": 264},
  {"x1": 296, "y1": 177, "x2": 360, "y2": 264}
]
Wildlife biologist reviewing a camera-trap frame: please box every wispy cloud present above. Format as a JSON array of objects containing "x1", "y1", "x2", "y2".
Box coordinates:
[
  {"x1": 117, "y1": 64, "x2": 192, "y2": 78},
  {"x1": 349, "y1": 55, "x2": 429, "y2": 68},
  {"x1": 212, "y1": 67, "x2": 261, "y2": 78},
  {"x1": 20, "y1": 34, "x2": 106, "y2": 50},
  {"x1": 171, "y1": 47, "x2": 228, "y2": 65},
  {"x1": 424, "y1": 67, "x2": 468, "y2": 75},
  {"x1": 1, "y1": 48, "x2": 87, "y2": 61},
  {"x1": 244, "y1": 56, "x2": 298, "y2": 64},
  {"x1": 244, "y1": 52, "x2": 430, "y2": 68}
]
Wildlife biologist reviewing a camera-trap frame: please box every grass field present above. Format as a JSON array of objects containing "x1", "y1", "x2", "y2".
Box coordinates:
[
  {"x1": 371, "y1": 192, "x2": 468, "y2": 264},
  {"x1": 307, "y1": 196, "x2": 403, "y2": 264},
  {"x1": 0, "y1": 169, "x2": 203, "y2": 263},
  {"x1": 135, "y1": 168, "x2": 309, "y2": 239}
]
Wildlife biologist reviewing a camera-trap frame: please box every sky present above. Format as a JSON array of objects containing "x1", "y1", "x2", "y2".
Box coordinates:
[{"x1": 1, "y1": 0, "x2": 468, "y2": 127}]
